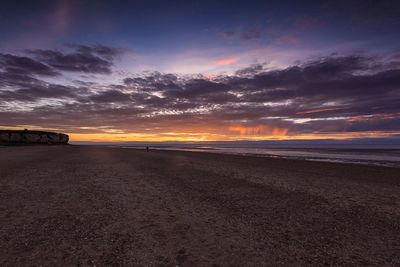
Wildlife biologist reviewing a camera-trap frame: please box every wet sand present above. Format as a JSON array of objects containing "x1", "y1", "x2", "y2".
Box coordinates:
[{"x1": 0, "y1": 145, "x2": 399, "y2": 266}]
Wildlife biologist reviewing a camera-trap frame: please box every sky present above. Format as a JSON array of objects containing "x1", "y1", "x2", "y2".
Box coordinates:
[{"x1": 0, "y1": 0, "x2": 399, "y2": 142}]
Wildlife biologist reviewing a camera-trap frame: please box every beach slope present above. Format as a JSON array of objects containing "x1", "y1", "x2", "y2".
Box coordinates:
[{"x1": 0, "y1": 146, "x2": 399, "y2": 266}]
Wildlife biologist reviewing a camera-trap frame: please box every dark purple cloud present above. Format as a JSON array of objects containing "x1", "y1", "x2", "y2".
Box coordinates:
[
  {"x1": 1, "y1": 50, "x2": 399, "y2": 136},
  {"x1": 89, "y1": 90, "x2": 132, "y2": 103},
  {"x1": 222, "y1": 29, "x2": 262, "y2": 41},
  {"x1": 0, "y1": 53, "x2": 58, "y2": 76},
  {"x1": 65, "y1": 44, "x2": 122, "y2": 60},
  {"x1": 0, "y1": 82, "x2": 89, "y2": 102},
  {"x1": 27, "y1": 44, "x2": 121, "y2": 74}
]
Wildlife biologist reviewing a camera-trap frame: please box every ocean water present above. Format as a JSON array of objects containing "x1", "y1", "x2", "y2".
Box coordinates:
[{"x1": 118, "y1": 144, "x2": 400, "y2": 168}]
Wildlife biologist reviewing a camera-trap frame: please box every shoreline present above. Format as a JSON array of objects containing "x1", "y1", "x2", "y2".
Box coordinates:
[
  {"x1": 1, "y1": 145, "x2": 399, "y2": 265},
  {"x1": 103, "y1": 144, "x2": 400, "y2": 169}
]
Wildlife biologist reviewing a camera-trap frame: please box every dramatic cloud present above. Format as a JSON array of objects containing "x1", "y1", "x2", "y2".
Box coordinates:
[
  {"x1": 234, "y1": 63, "x2": 266, "y2": 77},
  {"x1": 0, "y1": 53, "x2": 58, "y2": 76},
  {"x1": 27, "y1": 44, "x2": 121, "y2": 74},
  {"x1": 0, "y1": 84, "x2": 85, "y2": 102},
  {"x1": 1, "y1": 47, "x2": 399, "y2": 140},
  {"x1": 65, "y1": 44, "x2": 122, "y2": 60}
]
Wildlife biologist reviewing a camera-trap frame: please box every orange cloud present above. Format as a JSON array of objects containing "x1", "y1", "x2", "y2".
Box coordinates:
[
  {"x1": 203, "y1": 74, "x2": 218, "y2": 80},
  {"x1": 272, "y1": 127, "x2": 289, "y2": 136},
  {"x1": 228, "y1": 124, "x2": 288, "y2": 137},
  {"x1": 214, "y1": 57, "x2": 238, "y2": 66}
]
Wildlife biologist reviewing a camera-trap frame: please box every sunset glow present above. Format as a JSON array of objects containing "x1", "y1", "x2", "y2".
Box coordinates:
[
  {"x1": 214, "y1": 57, "x2": 239, "y2": 66},
  {"x1": 68, "y1": 130, "x2": 398, "y2": 142},
  {"x1": 0, "y1": 0, "x2": 399, "y2": 142}
]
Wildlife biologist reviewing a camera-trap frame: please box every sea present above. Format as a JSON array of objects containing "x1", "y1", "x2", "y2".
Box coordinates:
[{"x1": 79, "y1": 139, "x2": 400, "y2": 168}]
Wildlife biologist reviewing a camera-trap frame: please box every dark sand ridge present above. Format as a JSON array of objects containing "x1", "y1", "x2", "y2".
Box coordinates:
[{"x1": 0, "y1": 146, "x2": 399, "y2": 266}]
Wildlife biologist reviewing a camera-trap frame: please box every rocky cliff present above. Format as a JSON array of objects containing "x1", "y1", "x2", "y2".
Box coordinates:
[{"x1": 0, "y1": 130, "x2": 69, "y2": 145}]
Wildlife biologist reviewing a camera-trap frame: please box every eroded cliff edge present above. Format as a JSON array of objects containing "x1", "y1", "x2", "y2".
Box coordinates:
[{"x1": 0, "y1": 130, "x2": 69, "y2": 145}]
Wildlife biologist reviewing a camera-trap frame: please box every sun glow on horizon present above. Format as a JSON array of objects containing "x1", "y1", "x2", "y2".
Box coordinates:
[{"x1": 68, "y1": 130, "x2": 399, "y2": 143}]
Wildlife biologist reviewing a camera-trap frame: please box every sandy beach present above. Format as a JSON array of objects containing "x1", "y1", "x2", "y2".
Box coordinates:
[{"x1": 0, "y1": 145, "x2": 399, "y2": 266}]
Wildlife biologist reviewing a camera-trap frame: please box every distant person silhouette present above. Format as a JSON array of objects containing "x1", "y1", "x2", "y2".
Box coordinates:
[{"x1": 146, "y1": 146, "x2": 149, "y2": 152}]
